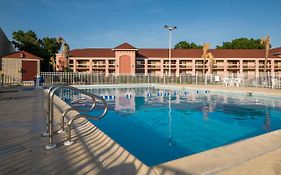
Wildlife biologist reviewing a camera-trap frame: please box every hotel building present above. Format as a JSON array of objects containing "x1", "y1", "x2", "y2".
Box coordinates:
[{"x1": 56, "y1": 42, "x2": 281, "y2": 77}]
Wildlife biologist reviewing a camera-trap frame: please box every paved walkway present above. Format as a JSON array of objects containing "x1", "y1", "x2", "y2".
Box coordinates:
[
  {"x1": 163, "y1": 84, "x2": 281, "y2": 96},
  {"x1": 0, "y1": 85, "x2": 281, "y2": 175}
]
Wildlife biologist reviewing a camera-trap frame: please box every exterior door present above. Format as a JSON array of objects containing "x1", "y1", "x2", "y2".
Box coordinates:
[
  {"x1": 119, "y1": 55, "x2": 131, "y2": 74},
  {"x1": 22, "y1": 61, "x2": 37, "y2": 81}
]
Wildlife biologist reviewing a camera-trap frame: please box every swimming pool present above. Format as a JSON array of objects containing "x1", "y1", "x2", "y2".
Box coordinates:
[{"x1": 62, "y1": 87, "x2": 281, "y2": 166}]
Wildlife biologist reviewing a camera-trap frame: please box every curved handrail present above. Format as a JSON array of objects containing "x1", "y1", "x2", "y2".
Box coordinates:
[
  {"x1": 45, "y1": 84, "x2": 108, "y2": 149},
  {"x1": 57, "y1": 99, "x2": 99, "y2": 134},
  {"x1": 42, "y1": 84, "x2": 65, "y2": 136},
  {"x1": 64, "y1": 112, "x2": 108, "y2": 146},
  {"x1": 57, "y1": 108, "x2": 76, "y2": 134}
]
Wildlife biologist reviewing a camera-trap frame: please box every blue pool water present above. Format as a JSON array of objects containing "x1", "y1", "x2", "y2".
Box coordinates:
[{"x1": 62, "y1": 88, "x2": 281, "y2": 166}]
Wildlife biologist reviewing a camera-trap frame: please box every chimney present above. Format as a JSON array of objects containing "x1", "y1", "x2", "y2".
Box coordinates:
[{"x1": 20, "y1": 52, "x2": 25, "y2": 58}]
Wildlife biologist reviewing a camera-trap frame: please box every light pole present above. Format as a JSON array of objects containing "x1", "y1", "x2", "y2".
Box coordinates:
[{"x1": 164, "y1": 25, "x2": 177, "y2": 77}]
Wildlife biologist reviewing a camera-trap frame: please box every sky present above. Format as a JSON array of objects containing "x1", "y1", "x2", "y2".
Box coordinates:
[{"x1": 1, "y1": 0, "x2": 281, "y2": 49}]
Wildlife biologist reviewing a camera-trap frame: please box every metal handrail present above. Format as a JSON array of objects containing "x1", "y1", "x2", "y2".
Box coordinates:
[
  {"x1": 57, "y1": 100, "x2": 98, "y2": 134},
  {"x1": 45, "y1": 84, "x2": 108, "y2": 150},
  {"x1": 42, "y1": 84, "x2": 64, "y2": 137},
  {"x1": 64, "y1": 110, "x2": 107, "y2": 146},
  {"x1": 57, "y1": 108, "x2": 76, "y2": 134}
]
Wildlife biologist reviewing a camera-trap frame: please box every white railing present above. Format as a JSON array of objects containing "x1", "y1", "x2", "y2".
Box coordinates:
[
  {"x1": 40, "y1": 72, "x2": 281, "y2": 89},
  {"x1": 0, "y1": 74, "x2": 22, "y2": 86}
]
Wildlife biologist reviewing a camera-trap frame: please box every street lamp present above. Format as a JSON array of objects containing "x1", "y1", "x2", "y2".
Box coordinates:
[{"x1": 164, "y1": 25, "x2": 177, "y2": 77}]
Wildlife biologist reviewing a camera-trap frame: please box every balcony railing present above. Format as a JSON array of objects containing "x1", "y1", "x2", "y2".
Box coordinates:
[
  {"x1": 179, "y1": 65, "x2": 192, "y2": 68},
  {"x1": 227, "y1": 64, "x2": 240, "y2": 68},
  {"x1": 76, "y1": 67, "x2": 89, "y2": 70},
  {"x1": 243, "y1": 65, "x2": 256, "y2": 69},
  {"x1": 195, "y1": 64, "x2": 206, "y2": 68},
  {"x1": 259, "y1": 64, "x2": 271, "y2": 68},
  {"x1": 163, "y1": 65, "x2": 176, "y2": 68},
  {"x1": 76, "y1": 65, "x2": 89, "y2": 68},
  {"x1": 212, "y1": 65, "x2": 224, "y2": 69},
  {"x1": 92, "y1": 65, "x2": 105, "y2": 68},
  {"x1": 148, "y1": 65, "x2": 161, "y2": 69},
  {"x1": 136, "y1": 65, "x2": 145, "y2": 68}
]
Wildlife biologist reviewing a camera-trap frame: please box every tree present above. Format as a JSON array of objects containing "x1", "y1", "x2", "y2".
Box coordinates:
[
  {"x1": 12, "y1": 30, "x2": 43, "y2": 56},
  {"x1": 56, "y1": 37, "x2": 70, "y2": 58},
  {"x1": 12, "y1": 30, "x2": 61, "y2": 71},
  {"x1": 260, "y1": 36, "x2": 270, "y2": 74},
  {"x1": 42, "y1": 37, "x2": 61, "y2": 71},
  {"x1": 174, "y1": 41, "x2": 203, "y2": 49},
  {"x1": 202, "y1": 43, "x2": 210, "y2": 75},
  {"x1": 201, "y1": 43, "x2": 215, "y2": 75},
  {"x1": 216, "y1": 38, "x2": 266, "y2": 49},
  {"x1": 63, "y1": 67, "x2": 73, "y2": 72}
]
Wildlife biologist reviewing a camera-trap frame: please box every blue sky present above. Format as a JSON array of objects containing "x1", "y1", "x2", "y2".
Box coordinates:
[{"x1": 1, "y1": 0, "x2": 281, "y2": 49}]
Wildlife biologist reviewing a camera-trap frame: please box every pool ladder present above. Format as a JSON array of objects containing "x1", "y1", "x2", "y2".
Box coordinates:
[{"x1": 42, "y1": 84, "x2": 108, "y2": 150}]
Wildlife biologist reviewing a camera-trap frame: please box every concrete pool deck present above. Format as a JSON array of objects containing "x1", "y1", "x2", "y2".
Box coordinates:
[{"x1": 0, "y1": 85, "x2": 281, "y2": 175}]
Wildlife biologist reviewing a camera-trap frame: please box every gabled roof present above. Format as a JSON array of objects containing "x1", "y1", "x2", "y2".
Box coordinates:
[
  {"x1": 113, "y1": 42, "x2": 138, "y2": 50},
  {"x1": 2, "y1": 50, "x2": 42, "y2": 60}
]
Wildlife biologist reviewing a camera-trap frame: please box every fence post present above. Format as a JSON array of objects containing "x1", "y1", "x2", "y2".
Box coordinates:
[
  {"x1": 196, "y1": 72, "x2": 198, "y2": 85},
  {"x1": 51, "y1": 73, "x2": 53, "y2": 85},
  {"x1": 179, "y1": 73, "x2": 182, "y2": 85}
]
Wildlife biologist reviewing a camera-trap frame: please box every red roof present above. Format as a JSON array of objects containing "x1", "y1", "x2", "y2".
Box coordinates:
[
  {"x1": 138, "y1": 48, "x2": 280, "y2": 58},
  {"x1": 113, "y1": 42, "x2": 137, "y2": 50},
  {"x1": 270, "y1": 47, "x2": 281, "y2": 56},
  {"x1": 2, "y1": 51, "x2": 42, "y2": 60},
  {"x1": 210, "y1": 49, "x2": 266, "y2": 58},
  {"x1": 70, "y1": 48, "x2": 114, "y2": 57},
  {"x1": 137, "y1": 49, "x2": 202, "y2": 58},
  {"x1": 68, "y1": 45, "x2": 281, "y2": 59}
]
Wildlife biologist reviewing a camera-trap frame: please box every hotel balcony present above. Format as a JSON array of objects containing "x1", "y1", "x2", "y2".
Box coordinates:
[
  {"x1": 148, "y1": 64, "x2": 161, "y2": 69},
  {"x1": 163, "y1": 64, "x2": 176, "y2": 68},
  {"x1": 76, "y1": 67, "x2": 89, "y2": 69},
  {"x1": 108, "y1": 64, "x2": 115, "y2": 69},
  {"x1": 76, "y1": 64, "x2": 89, "y2": 68},
  {"x1": 92, "y1": 64, "x2": 106, "y2": 69},
  {"x1": 212, "y1": 65, "x2": 224, "y2": 69},
  {"x1": 195, "y1": 64, "x2": 206, "y2": 69},
  {"x1": 274, "y1": 64, "x2": 281, "y2": 69},
  {"x1": 258, "y1": 64, "x2": 271, "y2": 69},
  {"x1": 227, "y1": 64, "x2": 240, "y2": 69},
  {"x1": 179, "y1": 65, "x2": 192, "y2": 69},
  {"x1": 136, "y1": 64, "x2": 145, "y2": 69},
  {"x1": 243, "y1": 65, "x2": 256, "y2": 69}
]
